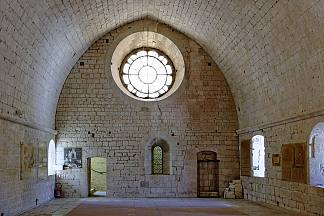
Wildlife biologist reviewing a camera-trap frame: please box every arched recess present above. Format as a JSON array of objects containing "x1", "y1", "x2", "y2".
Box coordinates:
[
  {"x1": 251, "y1": 135, "x2": 265, "y2": 177},
  {"x1": 309, "y1": 123, "x2": 324, "y2": 188},
  {"x1": 144, "y1": 131, "x2": 178, "y2": 176},
  {"x1": 145, "y1": 138, "x2": 170, "y2": 175}
]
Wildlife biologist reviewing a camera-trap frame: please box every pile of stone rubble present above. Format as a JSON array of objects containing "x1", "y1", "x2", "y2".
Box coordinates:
[{"x1": 223, "y1": 179, "x2": 243, "y2": 199}]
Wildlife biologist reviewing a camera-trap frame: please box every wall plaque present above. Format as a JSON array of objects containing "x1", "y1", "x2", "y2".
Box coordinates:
[{"x1": 272, "y1": 154, "x2": 280, "y2": 166}]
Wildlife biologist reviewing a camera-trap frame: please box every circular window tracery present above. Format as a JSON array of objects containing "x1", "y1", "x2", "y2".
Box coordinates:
[{"x1": 121, "y1": 48, "x2": 175, "y2": 99}]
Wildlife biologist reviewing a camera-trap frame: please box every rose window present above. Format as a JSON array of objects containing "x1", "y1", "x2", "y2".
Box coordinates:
[{"x1": 121, "y1": 48, "x2": 174, "y2": 99}]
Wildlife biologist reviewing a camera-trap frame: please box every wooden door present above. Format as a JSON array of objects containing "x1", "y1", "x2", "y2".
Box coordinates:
[{"x1": 197, "y1": 151, "x2": 219, "y2": 197}]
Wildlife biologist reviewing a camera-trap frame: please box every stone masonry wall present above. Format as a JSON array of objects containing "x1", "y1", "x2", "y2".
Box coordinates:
[
  {"x1": 1, "y1": 0, "x2": 323, "y2": 133},
  {"x1": 239, "y1": 115, "x2": 324, "y2": 215},
  {"x1": 0, "y1": 119, "x2": 55, "y2": 216},
  {"x1": 55, "y1": 20, "x2": 239, "y2": 198}
]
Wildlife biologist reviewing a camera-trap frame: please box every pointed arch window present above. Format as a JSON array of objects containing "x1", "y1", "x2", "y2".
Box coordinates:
[{"x1": 152, "y1": 145, "x2": 163, "y2": 174}]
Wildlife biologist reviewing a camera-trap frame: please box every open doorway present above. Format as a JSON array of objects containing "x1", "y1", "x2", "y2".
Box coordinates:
[{"x1": 88, "y1": 157, "x2": 107, "y2": 197}]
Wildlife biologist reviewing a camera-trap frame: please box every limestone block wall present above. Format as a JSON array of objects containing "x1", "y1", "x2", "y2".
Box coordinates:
[
  {"x1": 55, "y1": 20, "x2": 239, "y2": 198},
  {"x1": 0, "y1": 119, "x2": 55, "y2": 216},
  {"x1": 1, "y1": 0, "x2": 323, "y2": 134},
  {"x1": 239, "y1": 115, "x2": 324, "y2": 215}
]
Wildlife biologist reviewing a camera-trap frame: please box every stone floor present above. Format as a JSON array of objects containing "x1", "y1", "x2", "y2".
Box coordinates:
[{"x1": 20, "y1": 198, "x2": 305, "y2": 216}]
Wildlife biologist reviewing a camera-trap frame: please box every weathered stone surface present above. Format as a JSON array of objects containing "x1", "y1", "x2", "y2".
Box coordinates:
[
  {"x1": 0, "y1": 119, "x2": 55, "y2": 216},
  {"x1": 55, "y1": 20, "x2": 239, "y2": 199},
  {"x1": 0, "y1": 0, "x2": 324, "y2": 215},
  {"x1": 224, "y1": 180, "x2": 243, "y2": 199},
  {"x1": 0, "y1": 0, "x2": 323, "y2": 131},
  {"x1": 240, "y1": 116, "x2": 324, "y2": 215}
]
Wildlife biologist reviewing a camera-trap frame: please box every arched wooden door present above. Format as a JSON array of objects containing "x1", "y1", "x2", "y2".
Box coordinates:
[{"x1": 197, "y1": 151, "x2": 219, "y2": 197}]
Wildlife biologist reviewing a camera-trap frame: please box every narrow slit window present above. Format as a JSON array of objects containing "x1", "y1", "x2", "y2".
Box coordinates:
[
  {"x1": 152, "y1": 146, "x2": 163, "y2": 174},
  {"x1": 48, "y1": 139, "x2": 56, "y2": 176},
  {"x1": 252, "y1": 135, "x2": 265, "y2": 177}
]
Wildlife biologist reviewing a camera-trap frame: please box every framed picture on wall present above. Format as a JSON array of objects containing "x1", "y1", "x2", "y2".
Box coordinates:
[
  {"x1": 272, "y1": 154, "x2": 280, "y2": 166},
  {"x1": 64, "y1": 148, "x2": 82, "y2": 168},
  {"x1": 20, "y1": 143, "x2": 36, "y2": 180},
  {"x1": 37, "y1": 141, "x2": 48, "y2": 181}
]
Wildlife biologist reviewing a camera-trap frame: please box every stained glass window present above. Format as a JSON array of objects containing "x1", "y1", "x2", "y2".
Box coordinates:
[
  {"x1": 121, "y1": 48, "x2": 174, "y2": 99},
  {"x1": 152, "y1": 145, "x2": 163, "y2": 174}
]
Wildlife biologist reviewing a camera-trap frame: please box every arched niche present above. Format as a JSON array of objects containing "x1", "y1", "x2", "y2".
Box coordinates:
[
  {"x1": 309, "y1": 123, "x2": 324, "y2": 188},
  {"x1": 145, "y1": 138, "x2": 170, "y2": 175}
]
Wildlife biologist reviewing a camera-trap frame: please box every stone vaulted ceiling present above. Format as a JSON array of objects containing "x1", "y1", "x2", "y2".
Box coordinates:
[{"x1": 0, "y1": 0, "x2": 323, "y2": 130}]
